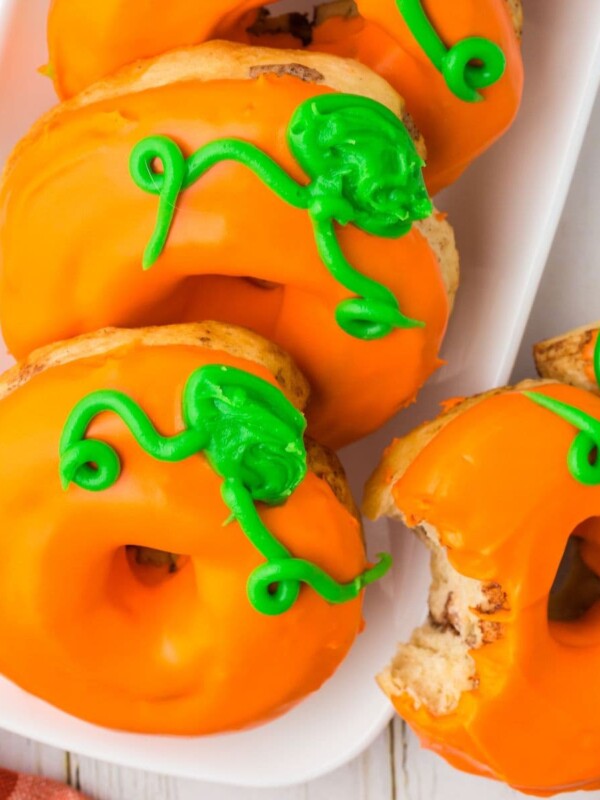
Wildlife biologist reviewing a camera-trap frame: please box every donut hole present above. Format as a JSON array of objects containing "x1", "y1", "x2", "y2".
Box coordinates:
[
  {"x1": 548, "y1": 522, "x2": 600, "y2": 623},
  {"x1": 147, "y1": 274, "x2": 286, "y2": 328},
  {"x1": 248, "y1": 6, "x2": 314, "y2": 45},
  {"x1": 121, "y1": 274, "x2": 288, "y2": 337},
  {"x1": 125, "y1": 545, "x2": 188, "y2": 588},
  {"x1": 243, "y1": 277, "x2": 280, "y2": 290},
  {"x1": 239, "y1": 0, "x2": 359, "y2": 46}
]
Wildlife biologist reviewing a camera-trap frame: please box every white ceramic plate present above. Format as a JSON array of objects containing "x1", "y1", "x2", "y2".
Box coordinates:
[{"x1": 0, "y1": 0, "x2": 599, "y2": 788}]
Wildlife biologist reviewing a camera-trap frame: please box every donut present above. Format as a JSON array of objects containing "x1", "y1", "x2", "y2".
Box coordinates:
[
  {"x1": 0, "y1": 42, "x2": 458, "y2": 448},
  {"x1": 535, "y1": 321, "x2": 600, "y2": 395},
  {"x1": 46, "y1": 0, "x2": 524, "y2": 194},
  {"x1": 364, "y1": 362, "x2": 600, "y2": 792},
  {"x1": 0, "y1": 321, "x2": 391, "y2": 734}
]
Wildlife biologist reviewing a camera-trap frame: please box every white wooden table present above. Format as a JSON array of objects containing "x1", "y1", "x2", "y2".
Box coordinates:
[{"x1": 0, "y1": 77, "x2": 598, "y2": 800}]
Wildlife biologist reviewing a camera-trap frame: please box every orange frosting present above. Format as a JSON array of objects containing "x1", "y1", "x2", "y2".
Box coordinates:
[
  {"x1": 0, "y1": 339, "x2": 366, "y2": 734},
  {"x1": 388, "y1": 383, "x2": 600, "y2": 794},
  {"x1": 47, "y1": 0, "x2": 523, "y2": 195},
  {"x1": 0, "y1": 74, "x2": 450, "y2": 448}
]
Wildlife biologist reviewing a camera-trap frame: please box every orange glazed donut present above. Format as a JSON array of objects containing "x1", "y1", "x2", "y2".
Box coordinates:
[
  {"x1": 0, "y1": 42, "x2": 458, "y2": 449},
  {"x1": 0, "y1": 321, "x2": 390, "y2": 735},
  {"x1": 364, "y1": 367, "x2": 600, "y2": 794},
  {"x1": 46, "y1": 0, "x2": 523, "y2": 194}
]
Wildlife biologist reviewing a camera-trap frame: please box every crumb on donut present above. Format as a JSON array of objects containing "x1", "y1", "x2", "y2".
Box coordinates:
[
  {"x1": 400, "y1": 110, "x2": 421, "y2": 146},
  {"x1": 248, "y1": 62, "x2": 325, "y2": 83},
  {"x1": 504, "y1": 0, "x2": 524, "y2": 39}
]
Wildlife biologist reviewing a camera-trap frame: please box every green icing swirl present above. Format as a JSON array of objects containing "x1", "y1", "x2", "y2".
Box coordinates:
[
  {"x1": 395, "y1": 0, "x2": 507, "y2": 103},
  {"x1": 129, "y1": 93, "x2": 432, "y2": 341},
  {"x1": 524, "y1": 391, "x2": 600, "y2": 486},
  {"x1": 59, "y1": 364, "x2": 391, "y2": 615},
  {"x1": 288, "y1": 94, "x2": 432, "y2": 237}
]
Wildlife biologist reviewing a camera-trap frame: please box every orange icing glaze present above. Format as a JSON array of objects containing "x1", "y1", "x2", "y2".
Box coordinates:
[
  {"x1": 47, "y1": 0, "x2": 523, "y2": 194},
  {"x1": 0, "y1": 75, "x2": 450, "y2": 448},
  {"x1": 0, "y1": 340, "x2": 366, "y2": 735},
  {"x1": 229, "y1": 1, "x2": 523, "y2": 194},
  {"x1": 388, "y1": 383, "x2": 600, "y2": 794}
]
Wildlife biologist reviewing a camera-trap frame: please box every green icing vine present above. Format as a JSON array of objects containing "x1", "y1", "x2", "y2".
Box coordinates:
[
  {"x1": 130, "y1": 93, "x2": 433, "y2": 341},
  {"x1": 395, "y1": 0, "x2": 506, "y2": 102},
  {"x1": 524, "y1": 391, "x2": 600, "y2": 486},
  {"x1": 59, "y1": 364, "x2": 391, "y2": 615}
]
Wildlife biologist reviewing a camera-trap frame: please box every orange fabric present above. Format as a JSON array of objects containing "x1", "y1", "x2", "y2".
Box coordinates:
[
  {"x1": 47, "y1": 0, "x2": 523, "y2": 194},
  {"x1": 387, "y1": 383, "x2": 600, "y2": 794},
  {"x1": 0, "y1": 341, "x2": 366, "y2": 735},
  {"x1": 0, "y1": 74, "x2": 450, "y2": 448},
  {"x1": 0, "y1": 770, "x2": 85, "y2": 800}
]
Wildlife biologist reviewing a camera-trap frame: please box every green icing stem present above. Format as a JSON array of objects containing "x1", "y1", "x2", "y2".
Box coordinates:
[
  {"x1": 223, "y1": 475, "x2": 391, "y2": 616},
  {"x1": 60, "y1": 390, "x2": 207, "y2": 491},
  {"x1": 248, "y1": 551, "x2": 393, "y2": 617},
  {"x1": 524, "y1": 391, "x2": 600, "y2": 486},
  {"x1": 59, "y1": 364, "x2": 392, "y2": 616},
  {"x1": 314, "y1": 218, "x2": 423, "y2": 339},
  {"x1": 129, "y1": 93, "x2": 433, "y2": 342},
  {"x1": 395, "y1": 0, "x2": 507, "y2": 102},
  {"x1": 130, "y1": 136, "x2": 308, "y2": 271}
]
